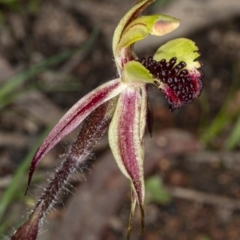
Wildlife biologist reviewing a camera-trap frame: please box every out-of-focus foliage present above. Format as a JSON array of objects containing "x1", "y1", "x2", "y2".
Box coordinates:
[
  {"x1": 201, "y1": 63, "x2": 240, "y2": 149},
  {"x1": 145, "y1": 175, "x2": 172, "y2": 204}
]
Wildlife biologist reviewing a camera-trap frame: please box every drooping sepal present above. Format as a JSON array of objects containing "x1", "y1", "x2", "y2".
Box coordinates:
[
  {"x1": 127, "y1": 187, "x2": 145, "y2": 240},
  {"x1": 109, "y1": 86, "x2": 147, "y2": 236},
  {"x1": 127, "y1": 188, "x2": 137, "y2": 240},
  {"x1": 26, "y1": 79, "x2": 126, "y2": 192}
]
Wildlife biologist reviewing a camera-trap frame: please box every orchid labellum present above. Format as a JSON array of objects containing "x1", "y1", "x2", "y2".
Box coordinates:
[{"x1": 13, "y1": 0, "x2": 203, "y2": 239}]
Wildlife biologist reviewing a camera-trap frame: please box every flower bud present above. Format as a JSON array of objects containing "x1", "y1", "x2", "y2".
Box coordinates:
[{"x1": 11, "y1": 202, "x2": 42, "y2": 240}]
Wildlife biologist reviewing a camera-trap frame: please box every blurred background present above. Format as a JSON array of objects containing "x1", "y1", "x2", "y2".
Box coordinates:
[{"x1": 0, "y1": 0, "x2": 240, "y2": 239}]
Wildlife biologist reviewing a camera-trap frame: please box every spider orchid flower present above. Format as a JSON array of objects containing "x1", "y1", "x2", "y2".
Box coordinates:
[{"x1": 18, "y1": 0, "x2": 203, "y2": 239}]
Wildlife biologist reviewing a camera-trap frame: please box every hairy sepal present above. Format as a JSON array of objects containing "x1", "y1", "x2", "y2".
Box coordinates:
[
  {"x1": 27, "y1": 79, "x2": 126, "y2": 190},
  {"x1": 109, "y1": 86, "x2": 147, "y2": 235}
]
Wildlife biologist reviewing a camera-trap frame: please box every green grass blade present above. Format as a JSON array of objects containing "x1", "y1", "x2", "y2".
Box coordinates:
[
  {"x1": 0, "y1": 28, "x2": 98, "y2": 108},
  {"x1": 200, "y1": 64, "x2": 239, "y2": 145},
  {"x1": 0, "y1": 126, "x2": 52, "y2": 232},
  {"x1": 200, "y1": 106, "x2": 232, "y2": 144},
  {"x1": 225, "y1": 113, "x2": 240, "y2": 150}
]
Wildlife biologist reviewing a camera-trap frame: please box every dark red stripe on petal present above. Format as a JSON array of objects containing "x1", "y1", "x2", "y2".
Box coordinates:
[
  {"x1": 110, "y1": 87, "x2": 146, "y2": 204},
  {"x1": 118, "y1": 91, "x2": 141, "y2": 197},
  {"x1": 27, "y1": 79, "x2": 124, "y2": 192}
]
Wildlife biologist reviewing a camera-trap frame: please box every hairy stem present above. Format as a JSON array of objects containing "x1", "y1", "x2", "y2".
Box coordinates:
[
  {"x1": 35, "y1": 98, "x2": 117, "y2": 218},
  {"x1": 12, "y1": 98, "x2": 117, "y2": 239}
]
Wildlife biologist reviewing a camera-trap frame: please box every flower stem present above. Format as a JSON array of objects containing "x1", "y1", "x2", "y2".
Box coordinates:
[
  {"x1": 12, "y1": 98, "x2": 117, "y2": 239},
  {"x1": 35, "y1": 98, "x2": 117, "y2": 218}
]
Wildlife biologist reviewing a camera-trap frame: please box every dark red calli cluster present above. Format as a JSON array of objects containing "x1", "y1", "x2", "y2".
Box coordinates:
[{"x1": 140, "y1": 57, "x2": 203, "y2": 111}]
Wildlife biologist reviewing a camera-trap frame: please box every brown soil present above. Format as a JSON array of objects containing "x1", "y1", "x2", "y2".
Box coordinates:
[{"x1": 1, "y1": 1, "x2": 240, "y2": 240}]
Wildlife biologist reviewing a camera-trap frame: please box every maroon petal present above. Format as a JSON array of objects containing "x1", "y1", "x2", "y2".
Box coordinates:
[
  {"x1": 27, "y1": 79, "x2": 126, "y2": 191},
  {"x1": 109, "y1": 86, "x2": 147, "y2": 236}
]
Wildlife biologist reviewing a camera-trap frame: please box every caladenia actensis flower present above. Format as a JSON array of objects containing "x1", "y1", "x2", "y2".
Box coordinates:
[{"x1": 12, "y1": 0, "x2": 203, "y2": 239}]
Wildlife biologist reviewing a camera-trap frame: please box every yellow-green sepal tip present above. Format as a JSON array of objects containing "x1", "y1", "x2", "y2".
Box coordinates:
[
  {"x1": 117, "y1": 15, "x2": 180, "y2": 49},
  {"x1": 112, "y1": 0, "x2": 155, "y2": 53}
]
